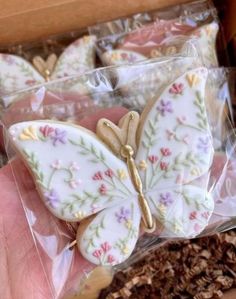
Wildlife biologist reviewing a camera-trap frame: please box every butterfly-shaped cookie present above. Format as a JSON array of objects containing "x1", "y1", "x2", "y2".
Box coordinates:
[
  {"x1": 102, "y1": 22, "x2": 219, "y2": 68},
  {"x1": 8, "y1": 68, "x2": 214, "y2": 266},
  {"x1": 0, "y1": 36, "x2": 96, "y2": 107}
]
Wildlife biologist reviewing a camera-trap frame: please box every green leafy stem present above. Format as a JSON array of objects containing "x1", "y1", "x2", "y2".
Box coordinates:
[
  {"x1": 84, "y1": 216, "x2": 106, "y2": 253},
  {"x1": 115, "y1": 203, "x2": 138, "y2": 256},
  {"x1": 23, "y1": 150, "x2": 46, "y2": 188},
  {"x1": 69, "y1": 137, "x2": 132, "y2": 196},
  {"x1": 194, "y1": 91, "x2": 208, "y2": 130}
]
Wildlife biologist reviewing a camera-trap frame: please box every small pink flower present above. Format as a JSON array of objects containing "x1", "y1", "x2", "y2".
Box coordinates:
[
  {"x1": 107, "y1": 255, "x2": 115, "y2": 264},
  {"x1": 101, "y1": 242, "x2": 111, "y2": 253},
  {"x1": 189, "y1": 211, "x2": 197, "y2": 220},
  {"x1": 99, "y1": 184, "x2": 107, "y2": 195},
  {"x1": 40, "y1": 125, "x2": 54, "y2": 138},
  {"x1": 93, "y1": 171, "x2": 103, "y2": 180},
  {"x1": 51, "y1": 159, "x2": 62, "y2": 170},
  {"x1": 194, "y1": 223, "x2": 202, "y2": 233},
  {"x1": 25, "y1": 79, "x2": 37, "y2": 86},
  {"x1": 69, "y1": 162, "x2": 80, "y2": 171},
  {"x1": 91, "y1": 204, "x2": 99, "y2": 213},
  {"x1": 92, "y1": 249, "x2": 103, "y2": 259},
  {"x1": 177, "y1": 116, "x2": 187, "y2": 125},
  {"x1": 121, "y1": 53, "x2": 128, "y2": 60},
  {"x1": 169, "y1": 83, "x2": 184, "y2": 95},
  {"x1": 105, "y1": 169, "x2": 114, "y2": 178},
  {"x1": 166, "y1": 129, "x2": 175, "y2": 140},
  {"x1": 160, "y1": 162, "x2": 169, "y2": 171},
  {"x1": 160, "y1": 148, "x2": 171, "y2": 156},
  {"x1": 183, "y1": 135, "x2": 189, "y2": 145},
  {"x1": 176, "y1": 174, "x2": 183, "y2": 184},
  {"x1": 69, "y1": 179, "x2": 82, "y2": 189},
  {"x1": 201, "y1": 211, "x2": 210, "y2": 219},
  {"x1": 148, "y1": 155, "x2": 158, "y2": 164}
]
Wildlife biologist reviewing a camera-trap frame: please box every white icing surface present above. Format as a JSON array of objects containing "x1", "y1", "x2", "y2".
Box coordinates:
[
  {"x1": 9, "y1": 68, "x2": 215, "y2": 264},
  {"x1": 135, "y1": 68, "x2": 214, "y2": 237},
  {"x1": 0, "y1": 36, "x2": 96, "y2": 107}
]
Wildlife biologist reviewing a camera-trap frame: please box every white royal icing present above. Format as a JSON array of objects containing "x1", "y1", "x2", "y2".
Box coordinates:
[
  {"x1": 135, "y1": 67, "x2": 214, "y2": 238},
  {"x1": 0, "y1": 36, "x2": 96, "y2": 107},
  {"x1": 9, "y1": 68, "x2": 214, "y2": 265}
]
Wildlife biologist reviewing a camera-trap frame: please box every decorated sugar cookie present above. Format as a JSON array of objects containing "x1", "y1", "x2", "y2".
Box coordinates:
[
  {"x1": 102, "y1": 22, "x2": 219, "y2": 68},
  {"x1": 8, "y1": 68, "x2": 214, "y2": 266},
  {"x1": 0, "y1": 36, "x2": 96, "y2": 106}
]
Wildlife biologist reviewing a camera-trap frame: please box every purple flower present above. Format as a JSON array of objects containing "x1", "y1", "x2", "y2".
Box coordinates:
[
  {"x1": 157, "y1": 100, "x2": 173, "y2": 116},
  {"x1": 51, "y1": 129, "x2": 67, "y2": 146},
  {"x1": 1, "y1": 54, "x2": 15, "y2": 65},
  {"x1": 45, "y1": 189, "x2": 60, "y2": 208},
  {"x1": 128, "y1": 53, "x2": 138, "y2": 63},
  {"x1": 197, "y1": 136, "x2": 211, "y2": 154},
  {"x1": 115, "y1": 207, "x2": 130, "y2": 223},
  {"x1": 159, "y1": 192, "x2": 173, "y2": 206}
]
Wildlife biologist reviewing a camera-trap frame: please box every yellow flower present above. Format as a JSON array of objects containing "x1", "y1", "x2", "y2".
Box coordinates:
[
  {"x1": 125, "y1": 219, "x2": 133, "y2": 229},
  {"x1": 117, "y1": 169, "x2": 128, "y2": 180},
  {"x1": 138, "y1": 160, "x2": 147, "y2": 171},
  {"x1": 191, "y1": 167, "x2": 200, "y2": 176},
  {"x1": 173, "y1": 221, "x2": 182, "y2": 233},
  {"x1": 74, "y1": 211, "x2": 86, "y2": 220},
  {"x1": 83, "y1": 36, "x2": 91, "y2": 44},
  {"x1": 122, "y1": 245, "x2": 130, "y2": 255},
  {"x1": 205, "y1": 26, "x2": 213, "y2": 36},
  {"x1": 186, "y1": 73, "x2": 200, "y2": 87},
  {"x1": 20, "y1": 126, "x2": 38, "y2": 141},
  {"x1": 158, "y1": 204, "x2": 166, "y2": 218},
  {"x1": 111, "y1": 52, "x2": 120, "y2": 61}
]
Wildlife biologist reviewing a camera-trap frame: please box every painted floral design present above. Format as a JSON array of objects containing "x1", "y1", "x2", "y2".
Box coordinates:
[
  {"x1": 105, "y1": 169, "x2": 114, "y2": 178},
  {"x1": 160, "y1": 162, "x2": 169, "y2": 171},
  {"x1": 92, "y1": 242, "x2": 116, "y2": 265},
  {"x1": 169, "y1": 83, "x2": 184, "y2": 95},
  {"x1": 159, "y1": 192, "x2": 173, "y2": 206},
  {"x1": 160, "y1": 148, "x2": 171, "y2": 156},
  {"x1": 120, "y1": 52, "x2": 138, "y2": 63},
  {"x1": 93, "y1": 171, "x2": 103, "y2": 180},
  {"x1": 138, "y1": 160, "x2": 147, "y2": 170},
  {"x1": 189, "y1": 211, "x2": 197, "y2": 220},
  {"x1": 69, "y1": 162, "x2": 80, "y2": 172},
  {"x1": 197, "y1": 136, "x2": 211, "y2": 154},
  {"x1": 51, "y1": 159, "x2": 62, "y2": 169},
  {"x1": 51, "y1": 128, "x2": 67, "y2": 146},
  {"x1": 115, "y1": 207, "x2": 130, "y2": 223},
  {"x1": 99, "y1": 184, "x2": 107, "y2": 195},
  {"x1": 69, "y1": 179, "x2": 82, "y2": 189},
  {"x1": 156, "y1": 100, "x2": 173, "y2": 116},
  {"x1": 45, "y1": 189, "x2": 60, "y2": 208},
  {"x1": 148, "y1": 155, "x2": 158, "y2": 164},
  {"x1": 40, "y1": 125, "x2": 54, "y2": 138}
]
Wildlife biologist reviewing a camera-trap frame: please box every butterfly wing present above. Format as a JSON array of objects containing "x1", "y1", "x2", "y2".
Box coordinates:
[
  {"x1": 78, "y1": 199, "x2": 141, "y2": 265},
  {"x1": 191, "y1": 22, "x2": 219, "y2": 67},
  {"x1": 51, "y1": 36, "x2": 97, "y2": 79},
  {"x1": 0, "y1": 54, "x2": 45, "y2": 106},
  {"x1": 8, "y1": 121, "x2": 136, "y2": 222},
  {"x1": 101, "y1": 49, "x2": 146, "y2": 66},
  {"x1": 135, "y1": 68, "x2": 214, "y2": 237}
]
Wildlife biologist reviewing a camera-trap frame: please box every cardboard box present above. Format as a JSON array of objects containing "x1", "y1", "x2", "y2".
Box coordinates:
[
  {"x1": 0, "y1": 0, "x2": 235, "y2": 298},
  {"x1": 0, "y1": 0, "x2": 190, "y2": 46}
]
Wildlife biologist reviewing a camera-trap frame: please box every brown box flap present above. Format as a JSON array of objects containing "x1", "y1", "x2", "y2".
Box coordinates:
[{"x1": 0, "y1": 0, "x2": 190, "y2": 46}]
